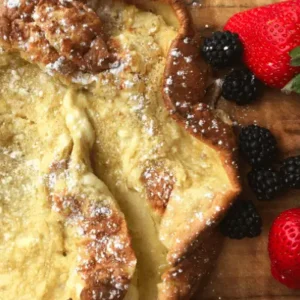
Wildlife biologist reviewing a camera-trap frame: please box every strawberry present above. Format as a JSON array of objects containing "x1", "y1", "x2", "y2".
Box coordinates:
[
  {"x1": 268, "y1": 208, "x2": 300, "y2": 289},
  {"x1": 224, "y1": 0, "x2": 300, "y2": 91}
]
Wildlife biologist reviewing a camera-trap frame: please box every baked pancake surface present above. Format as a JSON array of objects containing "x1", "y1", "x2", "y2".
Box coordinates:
[
  {"x1": 0, "y1": 58, "x2": 80, "y2": 299},
  {"x1": 0, "y1": 54, "x2": 136, "y2": 299},
  {"x1": 0, "y1": 1, "x2": 240, "y2": 299}
]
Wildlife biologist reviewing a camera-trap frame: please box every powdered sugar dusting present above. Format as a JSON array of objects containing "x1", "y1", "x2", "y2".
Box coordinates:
[{"x1": 6, "y1": 0, "x2": 20, "y2": 9}]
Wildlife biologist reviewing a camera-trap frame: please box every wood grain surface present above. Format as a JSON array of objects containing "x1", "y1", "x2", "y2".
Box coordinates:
[{"x1": 189, "y1": 1, "x2": 300, "y2": 299}]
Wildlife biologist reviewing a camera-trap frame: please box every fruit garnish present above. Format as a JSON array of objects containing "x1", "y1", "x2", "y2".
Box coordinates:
[
  {"x1": 224, "y1": 0, "x2": 300, "y2": 90},
  {"x1": 222, "y1": 69, "x2": 261, "y2": 105},
  {"x1": 248, "y1": 167, "x2": 283, "y2": 201},
  {"x1": 268, "y1": 208, "x2": 300, "y2": 289},
  {"x1": 201, "y1": 31, "x2": 243, "y2": 68},
  {"x1": 220, "y1": 200, "x2": 262, "y2": 239},
  {"x1": 280, "y1": 156, "x2": 300, "y2": 189},
  {"x1": 239, "y1": 125, "x2": 277, "y2": 166}
]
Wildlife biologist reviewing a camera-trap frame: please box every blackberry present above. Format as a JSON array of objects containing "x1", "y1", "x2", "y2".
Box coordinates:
[
  {"x1": 248, "y1": 167, "x2": 283, "y2": 201},
  {"x1": 239, "y1": 125, "x2": 277, "y2": 166},
  {"x1": 201, "y1": 31, "x2": 243, "y2": 68},
  {"x1": 220, "y1": 200, "x2": 262, "y2": 239},
  {"x1": 280, "y1": 156, "x2": 300, "y2": 189},
  {"x1": 222, "y1": 69, "x2": 261, "y2": 105}
]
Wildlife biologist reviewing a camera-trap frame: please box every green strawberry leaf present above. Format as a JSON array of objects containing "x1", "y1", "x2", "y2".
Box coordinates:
[
  {"x1": 290, "y1": 46, "x2": 300, "y2": 67},
  {"x1": 282, "y1": 74, "x2": 300, "y2": 94}
]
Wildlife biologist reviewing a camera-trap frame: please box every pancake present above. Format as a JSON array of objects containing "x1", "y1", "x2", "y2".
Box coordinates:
[
  {"x1": 0, "y1": 54, "x2": 136, "y2": 299},
  {"x1": 0, "y1": 0, "x2": 240, "y2": 299}
]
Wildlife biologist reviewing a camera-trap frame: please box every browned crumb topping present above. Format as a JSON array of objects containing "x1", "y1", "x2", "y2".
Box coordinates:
[
  {"x1": 142, "y1": 165, "x2": 175, "y2": 214},
  {"x1": 48, "y1": 160, "x2": 136, "y2": 300},
  {"x1": 0, "y1": 0, "x2": 111, "y2": 77}
]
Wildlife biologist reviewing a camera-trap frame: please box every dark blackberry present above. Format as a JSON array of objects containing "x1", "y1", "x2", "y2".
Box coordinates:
[
  {"x1": 280, "y1": 156, "x2": 300, "y2": 189},
  {"x1": 248, "y1": 167, "x2": 284, "y2": 201},
  {"x1": 239, "y1": 125, "x2": 277, "y2": 166},
  {"x1": 222, "y1": 69, "x2": 261, "y2": 105},
  {"x1": 201, "y1": 31, "x2": 243, "y2": 68},
  {"x1": 220, "y1": 200, "x2": 262, "y2": 239}
]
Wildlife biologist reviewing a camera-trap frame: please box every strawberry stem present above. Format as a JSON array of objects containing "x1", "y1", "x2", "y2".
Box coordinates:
[
  {"x1": 282, "y1": 74, "x2": 300, "y2": 94},
  {"x1": 290, "y1": 46, "x2": 300, "y2": 67}
]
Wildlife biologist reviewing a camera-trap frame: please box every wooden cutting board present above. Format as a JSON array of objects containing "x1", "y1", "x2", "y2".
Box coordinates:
[{"x1": 189, "y1": 1, "x2": 300, "y2": 299}]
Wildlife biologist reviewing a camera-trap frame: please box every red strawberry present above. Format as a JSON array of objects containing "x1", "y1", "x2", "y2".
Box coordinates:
[
  {"x1": 268, "y1": 208, "x2": 300, "y2": 289},
  {"x1": 224, "y1": 0, "x2": 300, "y2": 90}
]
